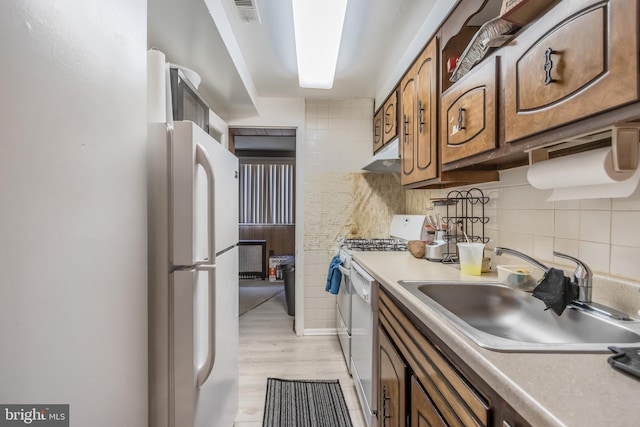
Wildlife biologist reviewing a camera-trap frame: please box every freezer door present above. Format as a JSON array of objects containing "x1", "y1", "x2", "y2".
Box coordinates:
[
  {"x1": 172, "y1": 121, "x2": 238, "y2": 264},
  {"x1": 172, "y1": 122, "x2": 217, "y2": 267},
  {"x1": 202, "y1": 127, "x2": 239, "y2": 253}
]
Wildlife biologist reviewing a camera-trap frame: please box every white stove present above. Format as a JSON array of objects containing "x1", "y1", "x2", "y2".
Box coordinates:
[{"x1": 335, "y1": 215, "x2": 427, "y2": 427}]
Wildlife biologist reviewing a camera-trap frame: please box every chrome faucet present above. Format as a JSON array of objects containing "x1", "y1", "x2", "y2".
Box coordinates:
[
  {"x1": 493, "y1": 247, "x2": 591, "y2": 301},
  {"x1": 551, "y1": 251, "x2": 592, "y2": 303},
  {"x1": 493, "y1": 247, "x2": 630, "y2": 320},
  {"x1": 493, "y1": 247, "x2": 550, "y2": 274}
]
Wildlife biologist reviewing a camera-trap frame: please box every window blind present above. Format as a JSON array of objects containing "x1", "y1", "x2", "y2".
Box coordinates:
[{"x1": 239, "y1": 162, "x2": 295, "y2": 224}]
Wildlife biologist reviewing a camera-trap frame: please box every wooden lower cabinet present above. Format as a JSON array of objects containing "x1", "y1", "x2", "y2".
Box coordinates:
[
  {"x1": 377, "y1": 288, "x2": 531, "y2": 427},
  {"x1": 411, "y1": 376, "x2": 447, "y2": 427},
  {"x1": 379, "y1": 329, "x2": 407, "y2": 427}
]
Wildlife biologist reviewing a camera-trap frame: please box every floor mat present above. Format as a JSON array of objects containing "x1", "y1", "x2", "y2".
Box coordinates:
[{"x1": 262, "y1": 378, "x2": 352, "y2": 427}]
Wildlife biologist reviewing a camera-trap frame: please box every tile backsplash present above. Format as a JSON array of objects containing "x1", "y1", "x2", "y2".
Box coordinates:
[
  {"x1": 302, "y1": 98, "x2": 640, "y2": 333},
  {"x1": 407, "y1": 166, "x2": 640, "y2": 283}
]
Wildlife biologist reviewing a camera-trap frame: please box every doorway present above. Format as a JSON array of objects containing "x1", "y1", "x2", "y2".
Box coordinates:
[{"x1": 230, "y1": 127, "x2": 296, "y2": 320}]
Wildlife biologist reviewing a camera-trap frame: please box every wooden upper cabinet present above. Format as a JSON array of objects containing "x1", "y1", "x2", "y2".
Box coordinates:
[
  {"x1": 373, "y1": 108, "x2": 384, "y2": 153},
  {"x1": 401, "y1": 38, "x2": 439, "y2": 186},
  {"x1": 504, "y1": 0, "x2": 639, "y2": 143},
  {"x1": 441, "y1": 57, "x2": 498, "y2": 164},
  {"x1": 383, "y1": 90, "x2": 398, "y2": 145}
]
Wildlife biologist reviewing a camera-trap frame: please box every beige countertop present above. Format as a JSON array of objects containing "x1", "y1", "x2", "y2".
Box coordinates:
[{"x1": 352, "y1": 251, "x2": 640, "y2": 427}]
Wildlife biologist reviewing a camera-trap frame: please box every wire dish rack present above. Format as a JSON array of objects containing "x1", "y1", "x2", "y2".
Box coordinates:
[{"x1": 439, "y1": 188, "x2": 490, "y2": 263}]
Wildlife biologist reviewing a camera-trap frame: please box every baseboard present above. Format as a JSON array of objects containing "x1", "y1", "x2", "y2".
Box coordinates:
[{"x1": 303, "y1": 328, "x2": 338, "y2": 336}]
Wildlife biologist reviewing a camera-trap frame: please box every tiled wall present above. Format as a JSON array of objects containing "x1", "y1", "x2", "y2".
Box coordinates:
[
  {"x1": 407, "y1": 166, "x2": 640, "y2": 281},
  {"x1": 406, "y1": 166, "x2": 640, "y2": 314},
  {"x1": 303, "y1": 98, "x2": 640, "y2": 333},
  {"x1": 303, "y1": 99, "x2": 405, "y2": 332}
]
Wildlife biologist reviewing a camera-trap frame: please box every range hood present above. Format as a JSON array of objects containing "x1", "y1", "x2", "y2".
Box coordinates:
[{"x1": 362, "y1": 138, "x2": 401, "y2": 173}]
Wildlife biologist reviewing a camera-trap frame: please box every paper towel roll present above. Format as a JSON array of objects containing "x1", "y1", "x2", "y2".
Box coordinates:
[
  {"x1": 147, "y1": 49, "x2": 167, "y2": 123},
  {"x1": 527, "y1": 147, "x2": 640, "y2": 201}
]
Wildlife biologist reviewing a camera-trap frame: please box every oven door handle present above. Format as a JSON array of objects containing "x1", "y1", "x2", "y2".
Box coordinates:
[{"x1": 338, "y1": 264, "x2": 350, "y2": 277}]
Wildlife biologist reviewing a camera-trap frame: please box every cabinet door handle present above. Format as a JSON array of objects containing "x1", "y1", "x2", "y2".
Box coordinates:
[
  {"x1": 544, "y1": 47, "x2": 557, "y2": 85},
  {"x1": 403, "y1": 114, "x2": 409, "y2": 143},
  {"x1": 451, "y1": 106, "x2": 467, "y2": 136},
  {"x1": 418, "y1": 100, "x2": 425, "y2": 133},
  {"x1": 382, "y1": 385, "x2": 391, "y2": 426}
]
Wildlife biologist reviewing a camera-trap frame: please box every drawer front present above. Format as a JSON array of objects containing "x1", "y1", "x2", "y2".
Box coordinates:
[
  {"x1": 441, "y1": 57, "x2": 498, "y2": 164},
  {"x1": 505, "y1": 0, "x2": 639, "y2": 142},
  {"x1": 380, "y1": 291, "x2": 489, "y2": 427}
]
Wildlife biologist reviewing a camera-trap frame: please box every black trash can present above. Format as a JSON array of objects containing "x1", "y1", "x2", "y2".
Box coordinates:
[{"x1": 282, "y1": 263, "x2": 295, "y2": 316}]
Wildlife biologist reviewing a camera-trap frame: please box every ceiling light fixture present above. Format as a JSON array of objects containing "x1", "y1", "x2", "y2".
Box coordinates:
[{"x1": 292, "y1": 0, "x2": 348, "y2": 89}]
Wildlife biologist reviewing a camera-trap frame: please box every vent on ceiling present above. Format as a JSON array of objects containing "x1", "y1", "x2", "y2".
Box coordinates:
[{"x1": 234, "y1": 0, "x2": 261, "y2": 23}]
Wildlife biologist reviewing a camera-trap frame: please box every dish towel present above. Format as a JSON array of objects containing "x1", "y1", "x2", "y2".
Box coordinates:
[
  {"x1": 325, "y1": 255, "x2": 343, "y2": 295},
  {"x1": 532, "y1": 268, "x2": 578, "y2": 316}
]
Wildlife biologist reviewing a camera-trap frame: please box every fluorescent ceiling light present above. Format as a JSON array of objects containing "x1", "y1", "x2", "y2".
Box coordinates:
[{"x1": 292, "y1": 0, "x2": 348, "y2": 89}]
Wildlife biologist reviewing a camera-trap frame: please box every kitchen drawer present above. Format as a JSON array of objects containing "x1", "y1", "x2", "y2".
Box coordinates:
[
  {"x1": 504, "y1": 0, "x2": 639, "y2": 143},
  {"x1": 441, "y1": 57, "x2": 498, "y2": 164}
]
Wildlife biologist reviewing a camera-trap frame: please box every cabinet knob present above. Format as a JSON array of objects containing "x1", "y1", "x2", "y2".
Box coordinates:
[
  {"x1": 418, "y1": 100, "x2": 425, "y2": 133},
  {"x1": 382, "y1": 385, "x2": 392, "y2": 425}
]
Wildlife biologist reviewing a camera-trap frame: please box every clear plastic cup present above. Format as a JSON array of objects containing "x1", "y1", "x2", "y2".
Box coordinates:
[{"x1": 457, "y1": 243, "x2": 485, "y2": 276}]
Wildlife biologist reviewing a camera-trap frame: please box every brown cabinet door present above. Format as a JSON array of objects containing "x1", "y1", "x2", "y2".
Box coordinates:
[
  {"x1": 401, "y1": 38, "x2": 439, "y2": 186},
  {"x1": 400, "y1": 67, "x2": 417, "y2": 183},
  {"x1": 374, "y1": 109, "x2": 384, "y2": 153},
  {"x1": 414, "y1": 38, "x2": 439, "y2": 183},
  {"x1": 441, "y1": 57, "x2": 498, "y2": 164},
  {"x1": 383, "y1": 90, "x2": 398, "y2": 145},
  {"x1": 379, "y1": 328, "x2": 407, "y2": 427},
  {"x1": 504, "y1": 0, "x2": 639, "y2": 142},
  {"x1": 410, "y1": 376, "x2": 447, "y2": 427}
]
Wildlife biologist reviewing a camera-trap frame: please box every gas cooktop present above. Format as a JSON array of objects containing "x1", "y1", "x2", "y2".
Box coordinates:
[{"x1": 341, "y1": 238, "x2": 407, "y2": 252}]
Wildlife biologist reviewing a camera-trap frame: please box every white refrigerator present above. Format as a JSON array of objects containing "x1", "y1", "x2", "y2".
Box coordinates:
[{"x1": 148, "y1": 121, "x2": 239, "y2": 427}]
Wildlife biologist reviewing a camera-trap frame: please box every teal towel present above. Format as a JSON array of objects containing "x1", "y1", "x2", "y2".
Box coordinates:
[{"x1": 325, "y1": 255, "x2": 343, "y2": 295}]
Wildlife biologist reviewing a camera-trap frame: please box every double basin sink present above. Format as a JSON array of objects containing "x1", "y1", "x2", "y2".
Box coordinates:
[{"x1": 398, "y1": 280, "x2": 640, "y2": 352}]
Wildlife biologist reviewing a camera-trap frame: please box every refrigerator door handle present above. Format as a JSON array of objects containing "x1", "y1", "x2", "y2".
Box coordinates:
[
  {"x1": 195, "y1": 143, "x2": 216, "y2": 388},
  {"x1": 194, "y1": 144, "x2": 216, "y2": 266},
  {"x1": 196, "y1": 265, "x2": 216, "y2": 389}
]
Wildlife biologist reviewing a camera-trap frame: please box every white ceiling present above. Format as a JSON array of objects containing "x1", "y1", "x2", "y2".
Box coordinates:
[{"x1": 148, "y1": 0, "x2": 458, "y2": 121}]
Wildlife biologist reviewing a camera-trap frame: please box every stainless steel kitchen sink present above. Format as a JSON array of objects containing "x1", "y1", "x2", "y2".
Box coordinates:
[{"x1": 398, "y1": 280, "x2": 640, "y2": 352}]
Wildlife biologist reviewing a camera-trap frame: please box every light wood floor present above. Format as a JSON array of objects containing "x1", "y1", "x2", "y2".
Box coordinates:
[{"x1": 234, "y1": 291, "x2": 367, "y2": 427}]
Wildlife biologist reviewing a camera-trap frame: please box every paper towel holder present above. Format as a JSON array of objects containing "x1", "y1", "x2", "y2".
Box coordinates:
[{"x1": 527, "y1": 122, "x2": 640, "y2": 172}]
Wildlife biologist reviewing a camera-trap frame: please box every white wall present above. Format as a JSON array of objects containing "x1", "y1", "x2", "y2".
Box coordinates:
[{"x1": 0, "y1": 1, "x2": 148, "y2": 425}]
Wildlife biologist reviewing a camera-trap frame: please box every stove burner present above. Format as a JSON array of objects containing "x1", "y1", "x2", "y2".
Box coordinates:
[{"x1": 343, "y1": 238, "x2": 407, "y2": 252}]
